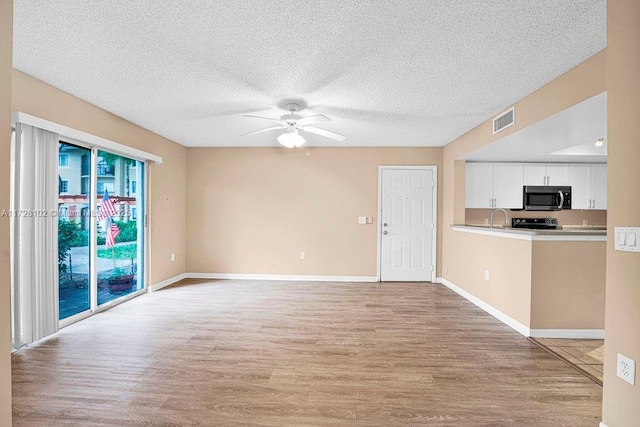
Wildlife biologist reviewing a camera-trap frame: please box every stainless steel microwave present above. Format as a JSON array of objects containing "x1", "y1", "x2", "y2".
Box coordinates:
[{"x1": 523, "y1": 186, "x2": 571, "y2": 211}]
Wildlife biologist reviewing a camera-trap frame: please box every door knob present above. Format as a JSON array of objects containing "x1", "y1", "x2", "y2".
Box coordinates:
[{"x1": 383, "y1": 231, "x2": 388, "y2": 235}]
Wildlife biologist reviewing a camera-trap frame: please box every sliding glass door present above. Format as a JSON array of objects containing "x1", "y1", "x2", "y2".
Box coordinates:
[
  {"x1": 57, "y1": 142, "x2": 91, "y2": 320},
  {"x1": 57, "y1": 143, "x2": 145, "y2": 321},
  {"x1": 96, "y1": 150, "x2": 144, "y2": 305}
]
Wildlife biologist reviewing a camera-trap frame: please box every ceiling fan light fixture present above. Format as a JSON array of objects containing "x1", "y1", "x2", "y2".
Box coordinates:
[
  {"x1": 277, "y1": 131, "x2": 306, "y2": 148},
  {"x1": 595, "y1": 137, "x2": 605, "y2": 147}
]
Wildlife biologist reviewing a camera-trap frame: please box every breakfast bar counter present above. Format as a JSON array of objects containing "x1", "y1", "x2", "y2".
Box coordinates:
[
  {"x1": 446, "y1": 223, "x2": 606, "y2": 337},
  {"x1": 451, "y1": 224, "x2": 607, "y2": 241}
]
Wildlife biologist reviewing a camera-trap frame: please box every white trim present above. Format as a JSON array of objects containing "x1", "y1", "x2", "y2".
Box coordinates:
[
  {"x1": 144, "y1": 162, "x2": 150, "y2": 292},
  {"x1": 148, "y1": 273, "x2": 187, "y2": 292},
  {"x1": 376, "y1": 169, "x2": 382, "y2": 281},
  {"x1": 377, "y1": 166, "x2": 438, "y2": 282},
  {"x1": 436, "y1": 277, "x2": 531, "y2": 337},
  {"x1": 89, "y1": 148, "x2": 98, "y2": 312},
  {"x1": 187, "y1": 273, "x2": 378, "y2": 282},
  {"x1": 452, "y1": 225, "x2": 607, "y2": 242},
  {"x1": 529, "y1": 329, "x2": 605, "y2": 339},
  {"x1": 12, "y1": 111, "x2": 163, "y2": 164},
  {"x1": 600, "y1": 423, "x2": 608, "y2": 427}
]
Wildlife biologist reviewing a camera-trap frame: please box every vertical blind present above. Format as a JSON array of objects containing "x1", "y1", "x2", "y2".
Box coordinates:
[{"x1": 11, "y1": 123, "x2": 60, "y2": 348}]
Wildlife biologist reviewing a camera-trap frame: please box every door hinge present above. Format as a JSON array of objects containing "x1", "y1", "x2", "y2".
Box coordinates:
[{"x1": 144, "y1": 214, "x2": 148, "y2": 228}]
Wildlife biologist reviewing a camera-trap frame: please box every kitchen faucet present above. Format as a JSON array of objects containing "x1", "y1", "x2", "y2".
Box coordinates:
[{"x1": 490, "y1": 208, "x2": 509, "y2": 229}]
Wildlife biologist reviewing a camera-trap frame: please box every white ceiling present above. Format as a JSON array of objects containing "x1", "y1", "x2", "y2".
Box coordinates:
[
  {"x1": 463, "y1": 92, "x2": 607, "y2": 163},
  {"x1": 12, "y1": 1, "x2": 606, "y2": 148}
]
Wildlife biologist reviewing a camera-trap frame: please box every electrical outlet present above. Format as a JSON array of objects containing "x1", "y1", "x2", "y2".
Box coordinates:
[
  {"x1": 484, "y1": 270, "x2": 490, "y2": 281},
  {"x1": 299, "y1": 251, "x2": 306, "y2": 260},
  {"x1": 170, "y1": 253, "x2": 176, "y2": 261},
  {"x1": 617, "y1": 353, "x2": 636, "y2": 385}
]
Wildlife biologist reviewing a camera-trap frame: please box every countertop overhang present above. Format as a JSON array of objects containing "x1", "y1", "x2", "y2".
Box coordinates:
[{"x1": 452, "y1": 224, "x2": 607, "y2": 241}]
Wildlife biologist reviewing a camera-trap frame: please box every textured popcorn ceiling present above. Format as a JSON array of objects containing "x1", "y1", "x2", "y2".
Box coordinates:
[{"x1": 13, "y1": 1, "x2": 606, "y2": 148}]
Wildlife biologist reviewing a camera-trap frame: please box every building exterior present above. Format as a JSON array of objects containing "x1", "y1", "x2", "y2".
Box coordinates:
[{"x1": 58, "y1": 143, "x2": 139, "y2": 229}]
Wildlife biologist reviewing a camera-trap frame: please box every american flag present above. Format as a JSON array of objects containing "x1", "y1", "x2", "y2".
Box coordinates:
[
  {"x1": 105, "y1": 219, "x2": 120, "y2": 249},
  {"x1": 97, "y1": 189, "x2": 117, "y2": 221}
]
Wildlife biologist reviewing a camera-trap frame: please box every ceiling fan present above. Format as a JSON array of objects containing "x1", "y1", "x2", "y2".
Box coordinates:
[{"x1": 242, "y1": 103, "x2": 346, "y2": 148}]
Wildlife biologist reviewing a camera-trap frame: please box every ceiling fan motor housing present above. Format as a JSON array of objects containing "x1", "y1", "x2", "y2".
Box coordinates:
[{"x1": 281, "y1": 113, "x2": 302, "y2": 124}]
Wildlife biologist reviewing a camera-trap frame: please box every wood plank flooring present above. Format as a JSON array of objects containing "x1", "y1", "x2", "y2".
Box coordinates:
[{"x1": 12, "y1": 280, "x2": 602, "y2": 426}]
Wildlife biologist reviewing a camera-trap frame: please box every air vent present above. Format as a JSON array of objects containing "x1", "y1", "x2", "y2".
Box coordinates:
[{"x1": 493, "y1": 106, "x2": 515, "y2": 134}]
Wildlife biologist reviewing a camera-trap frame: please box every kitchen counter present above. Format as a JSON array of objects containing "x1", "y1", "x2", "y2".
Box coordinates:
[
  {"x1": 446, "y1": 223, "x2": 606, "y2": 335},
  {"x1": 452, "y1": 224, "x2": 607, "y2": 241}
]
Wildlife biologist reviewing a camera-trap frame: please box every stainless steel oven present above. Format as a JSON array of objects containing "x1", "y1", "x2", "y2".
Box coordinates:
[{"x1": 523, "y1": 186, "x2": 571, "y2": 211}]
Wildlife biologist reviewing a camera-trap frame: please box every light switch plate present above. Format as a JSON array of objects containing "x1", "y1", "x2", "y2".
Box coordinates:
[
  {"x1": 615, "y1": 227, "x2": 640, "y2": 252},
  {"x1": 358, "y1": 216, "x2": 366, "y2": 224}
]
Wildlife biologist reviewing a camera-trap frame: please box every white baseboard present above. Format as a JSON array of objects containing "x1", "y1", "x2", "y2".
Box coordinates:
[
  {"x1": 187, "y1": 272, "x2": 378, "y2": 282},
  {"x1": 530, "y1": 329, "x2": 605, "y2": 339},
  {"x1": 600, "y1": 423, "x2": 608, "y2": 427},
  {"x1": 148, "y1": 273, "x2": 187, "y2": 292},
  {"x1": 435, "y1": 277, "x2": 531, "y2": 337}
]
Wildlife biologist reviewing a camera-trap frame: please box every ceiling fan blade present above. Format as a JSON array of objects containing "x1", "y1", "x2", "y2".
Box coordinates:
[
  {"x1": 241, "y1": 126, "x2": 285, "y2": 137},
  {"x1": 296, "y1": 114, "x2": 331, "y2": 126},
  {"x1": 243, "y1": 114, "x2": 284, "y2": 124},
  {"x1": 301, "y1": 126, "x2": 346, "y2": 142}
]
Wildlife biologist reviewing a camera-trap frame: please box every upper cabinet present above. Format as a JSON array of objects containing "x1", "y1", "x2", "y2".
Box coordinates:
[
  {"x1": 569, "y1": 164, "x2": 607, "y2": 209},
  {"x1": 465, "y1": 162, "x2": 523, "y2": 209},
  {"x1": 523, "y1": 163, "x2": 569, "y2": 186},
  {"x1": 467, "y1": 162, "x2": 607, "y2": 210},
  {"x1": 465, "y1": 163, "x2": 494, "y2": 208}
]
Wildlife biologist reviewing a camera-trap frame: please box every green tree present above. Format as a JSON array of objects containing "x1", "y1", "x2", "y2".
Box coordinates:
[{"x1": 58, "y1": 219, "x2": 80, "y2": 272}]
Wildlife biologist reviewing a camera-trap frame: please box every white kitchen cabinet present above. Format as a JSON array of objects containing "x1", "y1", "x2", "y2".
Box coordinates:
[
  {"x1": 568, "y1": 164, "x2": 590, "y2": 209},
  {"x1": 590, "y1": 164, "x2": 607, "y2": 209},
  {"x1": 465, "y1": 162, "x2": 523, "y2": 208},
  {"x1": 568, "y1": 164, "x2": 607, "y2": 210},
  {"x1": 523, "y1": 163, "x2": 569, "y2": 186},
  {"x1": 493, "y1": 163, "x2": 524, "y2": 208},
  {"x1": 465, "y1": 163, "x2": 494, "y2": 208}
]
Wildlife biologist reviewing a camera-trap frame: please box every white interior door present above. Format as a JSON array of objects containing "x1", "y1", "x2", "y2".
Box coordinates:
[{"x1": 380, "y1": 168, "x2": 435, "y2": 282}]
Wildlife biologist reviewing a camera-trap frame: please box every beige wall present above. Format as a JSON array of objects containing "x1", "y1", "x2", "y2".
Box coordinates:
[
  {"x1": 442, "y1": 50, "x2": 606, "y2": 329},
  {"x1": 186, "y1": 147, "x2": 442, "y2": 277},
  {"x1": 530, "y1": 241, "x2": 606, "y2": 329},
  {"x1": 0, "y1": 0, "x2": 12, "y2": 424},
  {"x1": 11, "y1": 71, "x2": 187, "y2": 285},
  {"x1": 603, "y1": 0, "x2": 640, "y2": 425},
  {"x1": 446, "y1": 231, "x2": 532, "y2": 326}
]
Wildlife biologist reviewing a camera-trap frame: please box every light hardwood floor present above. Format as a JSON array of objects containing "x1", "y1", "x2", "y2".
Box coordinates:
[{"x1": 12, "y1": 280, "x2": 603, "y2": 426}]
